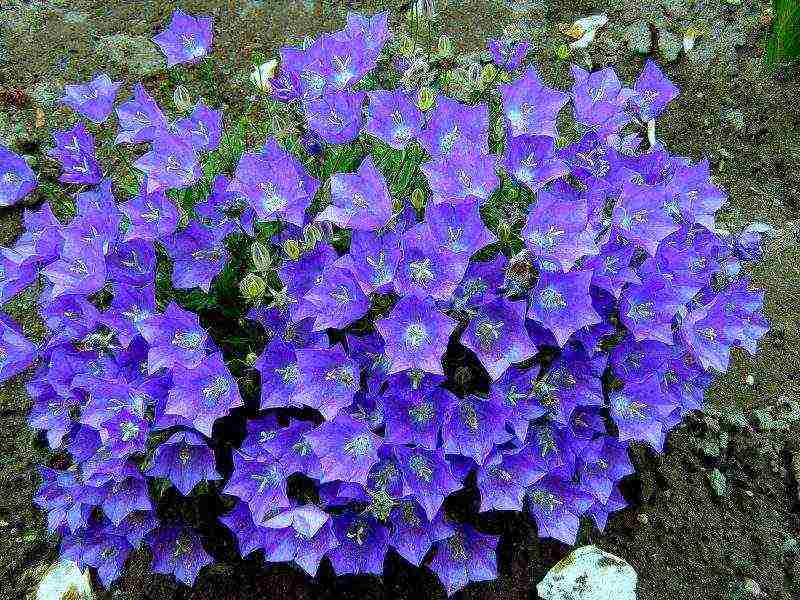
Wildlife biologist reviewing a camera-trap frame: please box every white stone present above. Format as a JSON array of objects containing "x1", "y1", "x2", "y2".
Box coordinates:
[
  {"x1": 537, "y1": 545, "x2": 637, "y2": 600},
  {"x1": 37, "y1": 560, "x2": 93, "y2": 600}
]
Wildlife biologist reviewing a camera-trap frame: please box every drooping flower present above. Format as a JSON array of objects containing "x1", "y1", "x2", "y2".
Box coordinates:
[
  {"x1": 376, "y1": 296, "x2": 458, "y2": 376},
  {"x1": 262, "y1": 506, "x2": 339, "y2": 575},
  {"x1": 146, "y1": 430, "x2": 222, "y2": 496},
  {"x1": 326, "y1": 513, "x2": 389, "y2": 576},
  {"x1": 318, "y1": 156, "x2": 393, "y2": 230},
  {"x1": 153, "y1": 10, "x2": 214, "y2": 66},
  {"x1": 60, "y1": 73, "x2": 122, "y2": 124},
  {"x1": 0, "y1": 315, "x2": 37, "y2": 382},
  {"x1": 365, "y1": 89, "x2": 424, "y2": 149},
  {"x1": 499, "y1": 67, "x2": 569, "y2": 139},
  {"x1": 526, "y1": 476, "x2": 594, "y2": 544},
  {"x1": 394, "y1": 445, "x2": 461, "y2": 520},
  {"x1": 0, "y1": 146, "x2": 37, "y2": 207}
]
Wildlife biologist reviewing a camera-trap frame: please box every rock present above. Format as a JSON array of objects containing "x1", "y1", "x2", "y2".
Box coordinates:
[
  {"x1": 62, "y1": 10, "x2": 88, "y2": 25},
  {"x1": 723, "y1": 108, "x2": 745, "y2": 131},
  {"x1": 97, "y1": 34, "x2": 166, "y2": 78},
  {"x1": 709, "y1": 468, "x2": 727, "y2": 497},
  {"x1": 28, "y1": 79, "x2": 64, "y2": 109},
  {"x1": 537, "y1": 545, "x2": 637, "y2": 600},
  {"x1": 742, "y1": 578, "x2": 763, "y2": 598},
  {"x1": 626, "y1": 21, "x2": 651, "y2": 54},
  {"x1": 658, "y1": 29, "x2": 682, "y2": 62},
  {"x1": 36, "y1": 560, "x2": 93, "y2": 600}
]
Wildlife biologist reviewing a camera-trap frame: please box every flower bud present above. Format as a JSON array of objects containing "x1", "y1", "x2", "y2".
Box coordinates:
[
  {"x1": 283, "y1": 239, "x2": 302, "y2": 260},
  {"x1": 250, "y1": 59, "x2": 279, "y2": 93},
  {"x1": 251, "y1": 240, "x2": 272, "y2": 272},
  {"x1": 411, "y1": 188, "x2": 426, "y2": 211},
  {"x1": 245, "y1": 351, "x2": 259, "y2": 367},
  {"x1": 398, "y1": 35, "x2": 416, "y2": 58},
  {"x1": 480, "y1": 64, "x2": 497, "y2": 87},
  {"x1": 555, "y1": 44, "x2": 571, "y2": 60},
  {"x1": 240, "y1": 273, "x2": 267, "y2": 301},
  {"x1": 417, "y1": 87, "x2": 435, "y2": 111},
  {"x1": 437, "y1": 34, "x2": 453, "y2": 58},
  {"x1": 173, "y1": 85, "x2": 192, "y2": 113},
  {"x1": 303, "y1": 224, "x2": 323, "y2": 248}
]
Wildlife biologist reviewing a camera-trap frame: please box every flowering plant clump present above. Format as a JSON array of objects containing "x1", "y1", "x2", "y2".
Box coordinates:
[{"x1": 0, "y1": 9, "x2": 771, "y2": 596}]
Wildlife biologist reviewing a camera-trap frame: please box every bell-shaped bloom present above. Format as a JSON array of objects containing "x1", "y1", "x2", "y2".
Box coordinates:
[
  {"x1": 583, "y1": 235, "x2": 641, "y2": 297},
  {"x1": 388, "y1": 501, "x2": 453, "y2": 566},
  {"x1": 115, "y1": 84, "x2": 169, "y2": 144},
  {"x1": 147, "y1": 524, "x2": 212, "y2": 586},
  {"x1": 317, "y1": 156, "x2": 392, "y2": 230},
  {"x1": 418, "y1": 95, "x2": 489, "y2": 157},
  {"x1": 294, "y1": 346, "x2": 360, "y2": 418},
  {"x1": 229, "y1": 145, "x2": 319, "y2": 227},
  {"x1": 394, "y1": 228, "x2": 469, "y2": 300},
  {"x1": 119, "y1": 183, "x2": 180, "y2": 242},
  {"x1": 576, "y1": 437, "x2": 634, "y2": 502},
  {"x1": 0, "y1": 315, "x2": 37, "y2": 382},
  {"x1": 394, "y1": 446, "x2": 461, "y2": 520},
  {"x1": 429, "y1": 524, "x2": 500, "y2": 596},
  {"x1": 161, "y1": 352, "x2": 243, "y2": 437},
  {"x1": 441, "y1": 396, "x2": 511, "y2": 465},
  {"x1": 522, "y1": 183, "x2": 598, "y2": 271},
  {"x1": 163, "y1": 220, "x2": 228, "y2": 292},
  {"x1": 326, "y1": 513, "x2": 389, "y2": 576},
  {"x1": 296, "y1": 258, "x2": 369, "y2": 331},
  {"x1": 502, "y1": 135, "x2": 569, "y2": 193},
  {"x1": 48, "y1": 123, "x2": 103, "y2": 185},
  {"x1": 425, "y1": 200, "x2": 496, "y2": 258},
  {"x1": 41, "y1": 238, "x2": 106, "y2": 299},
  {"x1": 146, "y1": 430, "x2": 222, "y2": 496},
  {"x1": 527, "y1": 271, "x2": 601, "y2": 347},
  {"x1": 137, "y1": 302, "x2": 209, "y2": 373},
  {"x1": 60, "y1": 73, "x2": 122, "y2": 123},
  {"x1": 347, "y1": 229, "x2": 402, "y2": 295},
  {"x1": 106, "y1": 239, "x2": 156, "y2": 287},
  {"x1": 499, "y1": 67, "x2": 569, "y2": 139},
  {"x1": 101, "y1": 472, "x2": 153, "y2": 525},
  {"x1": 526, "y1": 476, "x2": 594, "y2": 544},
  {"x1": 223, "y1": 450, "x2": 291, "y2": 524},
  {"x1": 365, "y1": 89, "x2": 423, "y2": 149},
  {"x1": 488, "y1": 38, "x2": 530, "y2": 70},
  {"x1": 477, "y1": 447, "x2": 547, "y2": 512},
  {"x1": 242, "y1": 418, "x2": 322, "y2": 479},
  {"x1": 305, "y1": 414, "x2": 382, "y2": 485},
  {"x1": 376, "y1": 296, "x2": 458, "y2": 376},
  {"x1": 612, "y1": 181, "x2": 680, "y2": 256},
  {"x1": 0, "y1": 146, "x2": 37, "y2": 207},
  {"x1": 631, "y1": 59, "x2": 679, "y2": 121},
  {"x1": 619, "y1": 276, "x2": 683, "y2": 345},
  {"x1": 570, "y1": 65, "x2": 635, "y2": 140},
  {"x1": 134, "y1": 133, "x2": 202, "y2": 193},
  {"x1": 174, "y1": 101, "x2": 222, "y2": 153},
  {"x1": 304, "y1": 90, "x2": 365, "y2": 144},
  {"x1": 262, "y1": 506, "x2": 338, "y2": 576},
  {"x1": 220, "y1": 500, "x2": 269, "y2": 557},
  {"x1": 462, "y1": 298, "x2": 536, "y2": 380},
  {"x1": 383, "y1": 377, "x2": 457, "y2": 449},
  {"x1": 609, "y1": 374, "x2": 680, "y2": 451},
  {"x1": 422, "y1": 148, "x2": 499, "y2": 205},
  {"x1": 153, "y1": 10, "x2": 214, "y2": 66}
]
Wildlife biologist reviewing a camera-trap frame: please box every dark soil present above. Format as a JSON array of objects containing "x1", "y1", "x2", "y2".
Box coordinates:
[{"x1": 1, "y1": 1, "x2": 799, "y2": 599}]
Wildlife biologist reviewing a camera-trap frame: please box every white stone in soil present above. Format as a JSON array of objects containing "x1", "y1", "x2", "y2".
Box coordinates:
[
  {"x1": 36, "y1": 560, "x2": 93, "y2": 600},
  {"x1": 537, "y1": 545, "x2": 637, "y2": 600}
]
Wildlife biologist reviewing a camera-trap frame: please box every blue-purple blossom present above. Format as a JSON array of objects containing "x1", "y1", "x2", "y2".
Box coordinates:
[
  {"x1": 49, "y1": 123, "x2": 103, "y2": 185},
  {"x1": 0, "y1": 146, "x2": 37, "y2": 207},
  {"x1": 115, "y1": 84, "x2": 169, "y2": 144},
  {"x1": 60, "y1": 73, "x2": 122, "y2": 123},
  {"x1": 500, "y1": 67, "x2": 569, "y2": 139},
  {"x1": 153, "y1": 10, "x2": 214, "y2": 67},
  {"x1": 365, "y1": 89, "x2": 424, "y2": 149}
]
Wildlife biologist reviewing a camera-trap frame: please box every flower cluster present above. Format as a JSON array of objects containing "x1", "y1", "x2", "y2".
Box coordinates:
[{"x1": 0, "y1": 9, "x2": 770, "y2": 597}]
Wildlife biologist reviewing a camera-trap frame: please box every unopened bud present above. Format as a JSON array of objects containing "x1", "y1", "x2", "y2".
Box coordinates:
[
  {"x1": 240, "y1": 273, "x2": 267, "y2": 301},
  {"x1": 251, "y1": 240, "x2": 271, "y2": 272},
  {"x1": 555, "y1": 44, "x2": 571, "y2": 60},
  {"x1": 480, "y1": 64, "x2": 497, "y2": 87},
  {"x1": 417, "y1": 86, "x2": 435, "y2": 111},
  {"x1": 245, "y1": 351, "x2": 259, "y2": 367},
  {"x1": 398, "y1": 35, "x2": 416, "y2": 58},
  {"x1": 411, "y1": 188, "x2": 426, "y2": 211},
  {"x1": 437, "y1": 34, "x2": 453, "y2": 58},
  {"x1": 250, "y1": 59, "x2": 278, "y2": 93},
  {"x1": 303, "y1": 224, "x2": 323, "y2": 248},
  {"x1": 173, "y1": 85, "x2": 192, "y2": 113},
  {"x1": 283, "y1": 239, "x2": 302, "y2": 260}
]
